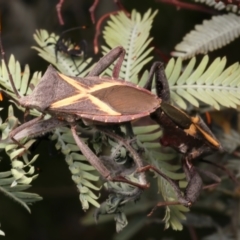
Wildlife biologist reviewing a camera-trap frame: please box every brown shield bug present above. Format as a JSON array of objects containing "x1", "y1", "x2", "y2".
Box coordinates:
[{"x1": 0, "y1": 33, "x2": 161, "y2": 189}]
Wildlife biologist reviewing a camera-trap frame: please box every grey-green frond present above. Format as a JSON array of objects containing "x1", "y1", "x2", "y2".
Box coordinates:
[
  {"x1": 151, "y1": 149, "x2": 188, "y2": 230},
  {"x1": 51, "y1": 127, "x2": 101, "y2": 210},
  {"x1": 214, "y1": 128, "x2": 240, "y2": 153},
  {"x1": 194, "y1": 0, "x2": 240, "y2": 14},
  {"x1": 171, "y1": 14, "x2": 240, "y2": 59},
  {"x1": 0, "y1": 225, "x2": 4, "y2": 236},
  {"x1": 0, "y1": 180, "x2": 41, "y2": 213},
  {"x1": 102, "y1": 9, "x2": 158, "y2": 83},
  {"x1": 32, "y1": 30, "x2": 93, "y2": 76},
  {"x1": 0, "y1": 55, "x2": 42, "y2": 116},
  {"x1": 133, "y1": 125, "x2": 188, "y2": 230},
  {"x1": 226, "y1": 159, "x2": 240, "y2": 179},
  {"x1": 0, "y1": 107, "x2": 42, "y2": 212},
  {"x1": 163, "y1": 204, "x2": 189, "y2": 230},
  {"x1": 203, "y1": 228, "x2": 235, "y2": 240},
  {"x1": 165, "y1": 55, "x2": 240, "y2": 110}
]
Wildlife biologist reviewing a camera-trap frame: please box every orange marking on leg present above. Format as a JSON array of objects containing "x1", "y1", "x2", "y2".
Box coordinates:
[{"x1": 205, "y1": 112, "x2": 211, "y2": 125}]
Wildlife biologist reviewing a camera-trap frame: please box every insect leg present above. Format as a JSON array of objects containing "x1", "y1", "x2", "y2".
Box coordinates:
[
  {"x1": 200, "y1": 159, "x2": 240, "y2": 186},
  {"x1": 138, "y1": 160, "x2": 203, "y2": 216},
  {"x1": 71, "y1": 125, "x2": 148, "y2": 189},
  {"x1": 123, "y1": 122, "x2": 135, "y2": 138},
  {"x1": 197, "y1": 168, "x2": 221, "y2": 190},
  {"x1": 96, "y1": 126, "x2": 149, "y2": 187},
  {"x1": 79, "y1": 40, "x2": 88, "y2": 59},
  {"x1": 138, "y1": 165, "x2": 189, "y2": 202},
  {"x1": 13, "y1": 118, "x2": 66, "y2": 141},
  {"x1": 71, "y1": 124, "x2": 111, "y2": 178},
  {"x1": 148, "y1": 163, "x2": 202, "y2": 217},
  {"x1": 10, "y1": 114, "x2": 45, "y2": 139},
  {"x1": 0, "y1": 30, "x2": 20, "y2": 98},
  {"x1": 5, "y1": 115, "x2": 45, "y2": 157},
  {"x1": 144, "y1": 62, "x2": 170, "y2": 103},
  {"x1": 182, "y1": 159, "x2": 203, "y2": 205},
  {"x1": 87, "y1": 46, "x2": 125, "y2": 78}
]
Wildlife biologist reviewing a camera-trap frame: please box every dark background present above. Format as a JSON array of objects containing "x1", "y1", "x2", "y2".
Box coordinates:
[{"x1": 0, "y1": 0, "x2": 239, "y2": 239}]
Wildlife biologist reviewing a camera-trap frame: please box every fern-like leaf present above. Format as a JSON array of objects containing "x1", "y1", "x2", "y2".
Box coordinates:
[
  {"x1": 165, "y1": 55, "x2": 240, "y2": 110},
  {"x1": 51, "y1": 127, "x2": 101, "y2": 210},
  {"x1": 194, "y1": 0, "x2": 240, "y2": 14},
  {"x1": 0, "y1": 107, "x2": 42, "y2": 212},
  {"x1": 102, "y1": 9, "x2": 158, "y2": 83},
  {"x1": 0, "y1": 225, "x2": 4, "y2": 236},
  {"x1": 0, "y1": 56, "x2": 42, "y2": 116},
  {"x1": 203, "y1": 228, "x2": 235, "y2": 240},
  {"x1": 171, "y1": 13, "x2": 240, "y2": 59}
]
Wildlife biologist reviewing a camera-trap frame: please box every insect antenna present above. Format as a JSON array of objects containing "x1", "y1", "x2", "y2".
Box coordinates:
[
  {"x1": 0, "y1": 27, "x2": 21, "y2": 99},
  {"x1": 59, "y1": 26, "x2": 87, "y2": 36},
  {"x1": 200, "y1": 159, "x2": 240, "y2": 186}
]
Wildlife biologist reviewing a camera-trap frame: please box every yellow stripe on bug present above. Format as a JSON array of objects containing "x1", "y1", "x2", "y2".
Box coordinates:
[
  {"x1": 54, "y1": 73, "x2": 124, "y2": 115},
  {"x1": 88, "y1": 95, "x2": 121, "y2": 115},
  {"x1": 58, "y1": 73, "x2": 122, "y2": 93},
  {"x1": 191, "y1": 116, "x2": 220, "y2": 147},
  {"x1": 50, "y1": 92, "x2": 121, "y2": 116},
  {"x1": 58, "y1": 73, "x2": 89, "y2": 92},
  {"x1": 50, "y1": 93, "x2": 86, "y2": 108},
  {"x1": 89, "y1": 81, "x2": 123, "y2": 92},
  {"x1": 194, "y1": 124, "x2": 220, "y2": 148}
]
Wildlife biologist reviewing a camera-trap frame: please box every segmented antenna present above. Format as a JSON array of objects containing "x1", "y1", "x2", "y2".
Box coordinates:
[
  {"x1": 60, "y1": 26, "x2": 87, "y2": 35},
  {"x1": 0, "y1": 25, "x2": 21, "y2": 99}
]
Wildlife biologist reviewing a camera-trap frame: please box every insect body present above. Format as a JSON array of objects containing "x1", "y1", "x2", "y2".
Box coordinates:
[
  {"x1": 144, "y1": 62, "x2": 222, "y2": 160},
  {"x1": 53, "y1": 37, "x2": 86, "y2": 60},
  {"x1": 46, "y1": 27, "x2": 87, "y2": 58},
  {"x1": 140, "y1": 62, "x2": 223, "y2": 209},
  {"x1": 1, "y1": 45, "x2": 160, "y2": 189},
  {"x1": 19, "y1": 65, "x2": 161, "y2": 124},
  {"x1": 1, "y1": 40, "x2": 233, "y2": 214},
  {"x1": 45, "y1": 27, "x2": 87, "y2": 75},
  {"x1": 153, "y1": 102, "x2": 222, "y2": 161}
]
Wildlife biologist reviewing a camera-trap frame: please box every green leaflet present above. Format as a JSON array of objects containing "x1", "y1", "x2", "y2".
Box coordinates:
[
  {"x1": 52, "y1": 128, "x2": 101, "y2": 210},
  {"x1": 194, "y1": 0, "x2": 240, "y2": 17},
  {"x1": 0, "y1": 57, "x2": 41, "y2": 116},
  {"x1": 172, "y1": 14, "x2": 240, "y2": 59},
  {"x1": 166, "y1": 56, "x2": 240, "y2": 110},
  {"x1": 102, "y1": 9, "x2": 157, "y2": 82},
  {"x1": 0, "y1": 107, "x2": 42, "y2": 212}
]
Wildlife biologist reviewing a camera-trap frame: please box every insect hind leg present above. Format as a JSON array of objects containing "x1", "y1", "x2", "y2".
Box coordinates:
[
  {"x1": 70, "y1": 124, "x2": 148, "y2": 189},
  {"x1": 9, "y1": 114, "x2": 45, "y2": 158}
]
